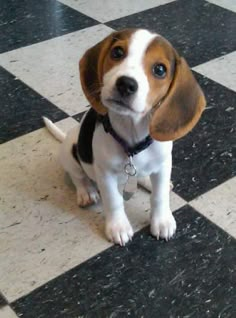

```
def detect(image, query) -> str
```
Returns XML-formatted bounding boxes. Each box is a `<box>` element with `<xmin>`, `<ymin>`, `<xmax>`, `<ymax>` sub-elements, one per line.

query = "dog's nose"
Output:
<box><xmin>116</xmin><ymin>76</ymin><xmax>138</xmax><ymax>97</ymax></box>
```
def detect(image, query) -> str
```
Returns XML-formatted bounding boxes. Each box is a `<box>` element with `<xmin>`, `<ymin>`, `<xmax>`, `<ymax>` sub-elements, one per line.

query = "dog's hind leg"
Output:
<box><xmin>70</xmin><ymin>172</ymin><xmax>100</xmax><ymax>207</ymax></box>
<box><xmin>59</xmin><ymin>125</ymin><xmax>99</xmax><ymax>207</ymax></box>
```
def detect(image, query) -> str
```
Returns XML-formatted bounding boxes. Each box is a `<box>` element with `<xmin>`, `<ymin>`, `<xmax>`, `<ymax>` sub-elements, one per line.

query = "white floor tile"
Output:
<box><xmin>193</xmin><ymin>51</ymin><xmax>236</xmax><ymax>92</ymax></box>
<box><xmin>190</xmin><ymin>177</ymin><xmax>236</xmax><ymax>238</ymax></box>
<box><xmin>59</xmin><ymin>0</ymin><xmax>175</xmax><ymax>23</ymax></box>
<box><xmin>52</xmin><ymin>116</ymin><xmax>79</xmax><ymax>134</ymax></box>
<box><xmin>0</xmin><ymin>25</ymin><xmax>113</xmax><ymax>116</ymax></box>
<box><xmin>170</xmin><ymin>192</ymin><xmax>186</xmax><ymax>212</ymax></box>
<box><xmin>0</xmin><ymin>122</ymin><xmax>185</xmax><ymax>302</ymax></box>
<box><xmin>207</xmin><ymin>0</ymin><xmax>236</xmax><ymax>13</ymax></box>
<box><xmin>0</xmin><ymin>123</ymin><xmax>109</xmax><ymax>302</ymax></box>
<box><xmin>0</xmin><ymin>307</ymin><xmax>18</xmax><ymax>318</ymax></box>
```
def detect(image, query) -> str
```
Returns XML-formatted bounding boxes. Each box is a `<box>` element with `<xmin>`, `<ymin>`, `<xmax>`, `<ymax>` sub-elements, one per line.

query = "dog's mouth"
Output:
<box><xmin>106</xmin><ymin>98</ymin><xmax>131</xmax><ymax>109</ymax></box>
<box><xmin>105</xmin><ymin>98</ymin><xmax>145</xmax><ymax>115</ymax></box>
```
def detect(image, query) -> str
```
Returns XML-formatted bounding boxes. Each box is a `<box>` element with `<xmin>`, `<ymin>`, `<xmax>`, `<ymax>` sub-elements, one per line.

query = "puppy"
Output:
<box><xmin>44</xmin><ymin>29</ymin><xmax>206</xmax><ymax>246</ymax></box>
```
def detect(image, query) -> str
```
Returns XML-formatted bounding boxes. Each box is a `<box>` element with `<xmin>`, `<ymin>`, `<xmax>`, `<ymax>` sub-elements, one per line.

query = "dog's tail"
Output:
<box><xmin>43</xmin><ymin>117</ymin><xmax>66</xmax><ymax>142</ymax></box>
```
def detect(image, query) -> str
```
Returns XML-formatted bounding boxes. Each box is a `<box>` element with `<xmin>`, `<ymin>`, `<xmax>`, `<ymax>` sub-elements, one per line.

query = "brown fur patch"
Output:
<box><xmin>149</xmin><ymin>54</ymin><xmax>206</xmax><ymax>141</ymax></box>
<box><xmin>79</xmin><ymin>29</ymin><xmax>136</xmax><ymax>114</ymax></box>
<box><xmin>143</xmin><ymin>36</ymin><xmax>176</xmax><ymax>111</ymax></box>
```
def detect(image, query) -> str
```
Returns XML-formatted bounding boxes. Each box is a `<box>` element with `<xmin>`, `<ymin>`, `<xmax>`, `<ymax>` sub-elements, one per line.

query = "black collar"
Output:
<box><xmin>100</xmin><ymin>114</ymin><xmax>153</xmax><ymax>157</ymax></box>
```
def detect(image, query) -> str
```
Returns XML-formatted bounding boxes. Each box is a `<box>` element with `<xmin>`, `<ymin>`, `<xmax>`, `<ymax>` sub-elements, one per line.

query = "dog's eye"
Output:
<box><xmin>111</xmin><ymin>46</ymin><xmax>125</xmax><ymax>60</ymax></box>
<box><xmin>152</xmin><ymin>63</ymin><xmax>167</xmax><ymax>78</ymax></box>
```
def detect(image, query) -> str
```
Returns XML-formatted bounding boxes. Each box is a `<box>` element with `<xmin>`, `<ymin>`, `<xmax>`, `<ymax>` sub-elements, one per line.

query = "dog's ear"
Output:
<box><xmin>79</xmin><ymin>33</ymin><xmax>116</xmax><ymax>115</ymax></box>
<box><xmin>149</xmin><ymin>54</ymin><xmax>206</xmax><ymax>141</ymax></box>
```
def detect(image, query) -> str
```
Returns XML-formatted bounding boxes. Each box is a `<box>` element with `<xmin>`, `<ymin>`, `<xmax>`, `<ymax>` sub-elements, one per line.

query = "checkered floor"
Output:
<box><xmin>0</xmin><ymin>0</ymin><xmax>236</xmax><ymax>317</ymax></box>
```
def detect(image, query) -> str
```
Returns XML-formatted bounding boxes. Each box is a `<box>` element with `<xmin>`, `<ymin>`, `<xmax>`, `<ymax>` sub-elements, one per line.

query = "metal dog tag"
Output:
<box><xmin>122</xmin><ymin>156</ymin><xmax>137</xmax><ymax>200</ymax></box>
<box><xmin>123</xmin><ymin>175</ymin><xmax>137</xmax><ymax>201</ymax></box>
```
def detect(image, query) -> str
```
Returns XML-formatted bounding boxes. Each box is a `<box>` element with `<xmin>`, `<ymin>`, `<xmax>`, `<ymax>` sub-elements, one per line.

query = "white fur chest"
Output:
<box><xmin>92</xmin><ymin>124</ymin><xmax>173</xmax><ymax>179</ymax></box>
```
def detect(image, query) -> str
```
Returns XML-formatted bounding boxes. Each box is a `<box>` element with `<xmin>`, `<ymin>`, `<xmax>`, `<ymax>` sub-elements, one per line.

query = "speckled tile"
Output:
<box><xmin>51</xmin><ymin>116</ymin><xmax>79</xmax><ymax>134</ymax></box>
<box><xmin>72</xmin><ymin>110</ymin><xmax>88</xmax><ymax>122</ymax></box>
<box><xmin>0</xmin><ymin>119</ymin><xmax>110</xmax><ymax>302</ymax></box>
<box><xmin>193</xmin><ymin>51</ymin><xmax>236</xmax><ymax>92</ymax></box>
<box><xmin>0</xmin><ymin>293</ymin><xmax>7</xmax><ymax>308</ymax></box>
<box><xmin>106</xmin><ymin>0</ymin><xmax>236</xmax><ymax>67</ymax></box>
<box><xmin>12</xmin><ymin>205</ymin><xmax>236</xmax><ymax>318</ymax></box>
<box><xmin>0</xmin><ymin>0</ymin><xmax>98</xmax><ymax>54</ymax></box>
<box><xmin>0</xmin><ymin>66</ymin><xmax>67</xmax><ymax>144</ymax></box>
<box><xmin>190</xmin><ymin>177</ymin><xmax>236</xmax><ymax>238</ymax></box>
<box><xmin>0</xmin><ymin>307</ymin><xmax>18</xmax><ymax>318</ymax></box>
<box><xmin>172</xmin><ymin>72</ymin><xmax>236</xmax><ymax>201</ymax></box>
<box><xmin>58</xmin><ymin>0</ymin><xmax>176</xmax><ymax>23</ymax></box>
<box><xmin>207</xmin><ymin>0</ymin><xmax>236</xmax><ymax>13</ymax></box>
<box><xmin>0</xmin><ymin>25</ymin><xmax>114</xmax><ymax>116</ymax></box>
<box><xmin>0</xmin><ymin>119</ymin><xmax>185</xmax><ymax>302</ymax></box>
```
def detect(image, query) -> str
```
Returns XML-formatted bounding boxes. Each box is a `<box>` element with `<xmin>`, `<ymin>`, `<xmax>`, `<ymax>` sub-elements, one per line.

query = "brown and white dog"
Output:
<box><xmin>44</xmin><ymin>29</ymin><xmax>206</xmax><ymax>246</ymax></box>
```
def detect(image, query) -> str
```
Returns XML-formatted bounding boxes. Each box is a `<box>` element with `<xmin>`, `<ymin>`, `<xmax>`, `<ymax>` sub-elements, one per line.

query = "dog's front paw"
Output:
<box><xmin>150</xmin><ymin>212</ymin><xmax>176</xmax><ymax>241</ymax></box>
<box><xmin>105</xmin><ymin>214</ymin><xmax>133</xmax><ymax>246</ymax></box>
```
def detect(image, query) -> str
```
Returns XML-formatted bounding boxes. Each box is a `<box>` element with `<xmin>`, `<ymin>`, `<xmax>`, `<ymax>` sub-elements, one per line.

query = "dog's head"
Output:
<box><xmin>79</xmin><ymin>29</ymin><xmax>206</xmax><ymax>141</ymax></box>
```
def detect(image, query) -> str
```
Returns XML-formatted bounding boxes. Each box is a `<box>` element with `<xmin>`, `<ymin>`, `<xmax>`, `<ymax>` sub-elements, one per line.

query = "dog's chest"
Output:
<box><xmin>93</xmin><ymin>124</ymin><xmax>173</xmax><ymax>177</ymax></box>
<box><xmin>131</xmin><ymin>143</ymin><xmax>172</xmax><ymax>176</ymax></box>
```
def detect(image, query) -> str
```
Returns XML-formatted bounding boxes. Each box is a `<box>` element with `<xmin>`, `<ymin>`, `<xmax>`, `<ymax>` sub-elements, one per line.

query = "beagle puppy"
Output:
<box><xmin>44</xmin><ymin>29</ymin><xmax>206</xmax><ymax>246</ymax></box>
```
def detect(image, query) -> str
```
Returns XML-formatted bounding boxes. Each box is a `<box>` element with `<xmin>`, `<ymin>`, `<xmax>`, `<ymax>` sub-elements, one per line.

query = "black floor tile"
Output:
<box><xmin>0</xmin><ymin>67</ymin><xmax>68</xmax><ymax>144</ymax></box>
<box><xmin>0</xmin><ymin>0</ymin><xmax>99</xmax><ymax>53</ymax></box>
<box><xmin>12</xmin><ymin>205</ymin><xmax>236</xmax><ymax>318</ymax></box>
<box><xmin>0</xmin><ymin>293</ymin><xmax>7</xmax><ymax>308</ymax></box>
<box><xmin>106</xmin><ymin>0</ymin><xmax>236</xmax><ymax>67</ymax></box>
<box><xmin>73</xmin><ymin>110</ymin><xmax>87</xmax><ymax>122</ymax></box>
<box><xmin>172</xmin><ymin>72</ymin><xmax>236</xmax><ymax>201</ymax></box>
